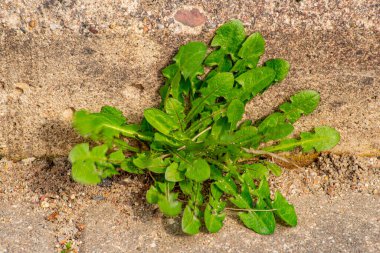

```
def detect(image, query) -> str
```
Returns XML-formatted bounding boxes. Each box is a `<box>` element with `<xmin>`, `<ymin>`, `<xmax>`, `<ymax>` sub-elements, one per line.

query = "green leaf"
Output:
<box><xmin>264</xmin><ymin>126</ymin><xmax>340</xmax><ymax>153</ymax></box>
<box><xmin>243</xmin><ymin>163</ymin><xmax>269</xmax><ymax>179</ymax></box>
<box><xmin>182</xmin><ymin>205</ymin><xmax>201</xmax><ymax>235</ymax></box>
<box><xmin>148</xmin><ymin>182</ymin><xmax>182</xmax><ymax>217</ymax></box>
<box><xmin>157</xmin><ymin>192</ymin><xmax>182</xmax><ymax>217</ymax></box>
<box><xmin>238</xmin><ymin>32</ymin><xmax>265</xmax><ymax>58</ymax></box>
<box><xmin>174</xmin><ymin>41</ymin><xmax>207</xmax><ymax>79</ymax></box>
<box><xmin>235</xmin><ymin>67</ymin><xmax>276</xmax><ymax>98</ymax></box>
<box><xmin>258</xmin><ymin>112</ymin><xmax>294</xmax><ymax>141</ymax></box>
<box><xmin>227</xmin><ymin>99</ymin><xmax>245</xmax><ymax>130</ymax></box>
<box><xmin>272</xmin><ymin>191</ymin><xmax>297</xmax><ymax>227</ymax></box>
<box><xmin>146</xmin><ymin>185</ymin><xmax>160</xmax><ymax>204</ymax></box>
<box><xmin>165</xmin><ymin>98</ymin><xmax>186</xmax><ymax>131</ymax></box>
<box><xmin>299</xmin><ymin>126</ymin><xmax>341</xmax><ymax>152</ymax></box>
<box><xmin>205</xmin><ymin>204</ymin><xmax>225</xmax><ymax>233</ymax></box>
<box><xmin>264</xmin><ymin>59</ymin><xmax>290</xmax><ymax>82</ymax></box>
<box><xmin>200</xmin><ymin>72</ymin><xmax>234</xmax><ymax>103</ymax></box>
<box><xmin>179</xmin><ymin>180</ymin><xmax>193</xmax><ymax>196</ymax></box>
<box><xmin>108</xmin><ymin>150</ymin><xmax>125</xmax><ymax>164</ymax></box>
<box><xmin>144</xmin><ymin>108</ymin><xmax>179</xmax><ymax>135</ymax></box>
<box><xmin>231</xmin><ymin>56</ymin><xmax>259</xmax><ymax>74</ymax></box>
<box><xmin>263</xmin><ymin>161</ymin><xmax>282</xmax><ymax>177</ymax></box>
<box><xmin>185</xmin><ymin>159</ymin><xmax>211</xmax><ymax>182</ymax></box>
<box><xmin>210</xmin><ymin>117</ymin><xmax>229</xmax><ymax>141</ymax></box>
<box><xmin>73</xmin><ymin>107</ymin><xmax>151</xmax><ymax>142</ymax></box>
<box><xmin>204</xmin><ymin>50</ymin><xmax>233</xmax><ymax>71</ymax></box>
<box><xmin>120</xmin><ymin>159</ymin><xmax>143</xmax><ymax>174</ymax></box>
<box><xmin>256</xmin><ymin>178</ymin><xmax>271</xmax><ymax>200</ymax></box>
<box><xmin>238</xmin><ymin>199</ymin><xmax>276</xmax><ymax>235</ymax></box>
<box><xmin>229</xmin><ymin>184</ymin><xmax>253</xmax><ymax>209</ymax></box>
<box><xmin>165</xmin><ymin>162</ymin><xmax>185</xmax><ymax>182</ymax></box>
<box><xmin>280</xmin><ymin>90</ymin><xmax>320</xmax><ymax>123</ymax></box>
<box><xmin>215</xmin><ymin>176</ymin><xmax>238</xmax><ymax>195</ymax></box>
<box><xmin>220</xmin><ymin>126</ymin><xmax>261</xmax><ymax>147</ymax></box>
<box><xmin>133</xmin><ymin>153</ymin><xmax>169</xmax><ymax>173</ymax></box>
<box><xmin>210</xmin><ymin>20</ymin><xmax>246</xmax><ymax>60</ymax></box>
<box><xmin>69</xmin><ymin>143</ymin><xmax>109</xmax><ymax>185</ymax></box>
<box><xmin>152</xmin><ymin>133</ymin><xmax>182</xmax><ymax>149</ymax></box>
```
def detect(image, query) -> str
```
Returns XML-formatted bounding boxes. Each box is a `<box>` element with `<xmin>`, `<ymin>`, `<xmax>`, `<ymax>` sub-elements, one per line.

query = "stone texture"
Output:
<box><xmin>0</xmin><ymin>0</ymin><xmax>379</xmax><ymax>159</ymax></box>
<box><xmin>81</xmin><ymin>194</ymin><xmax>380</xmax><ymax>253</ymax></box>
<box><xmin>0</xmin><ymin>203</ymin><xmax>55</xmax><ymax>253</ymax></box>
<box><xmin>174</xmin><ymin>8</ymin><xmax>206</xmax><ymax>27</ymax></box>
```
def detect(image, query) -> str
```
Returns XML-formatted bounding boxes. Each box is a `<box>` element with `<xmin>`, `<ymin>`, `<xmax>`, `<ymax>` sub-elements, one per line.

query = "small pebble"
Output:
<box><xmin>92</xmin><ymin>195</ymin><xmax>105</xmax><ymax>201</ymax></box>
<box><xmin>28</xmin><ymin>20</ymin><xmax>37</xmax><ymax>28</ymax></box>
<box><xmin>41</xmin><ymin>201</ymin><xmax>50</xmax><ymax>208</ymax></box>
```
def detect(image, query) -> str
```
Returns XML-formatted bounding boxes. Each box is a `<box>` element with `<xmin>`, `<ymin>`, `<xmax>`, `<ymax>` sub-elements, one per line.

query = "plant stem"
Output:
<box><xmin>242</xmin><ymin>148</ymin><xmax>301</xmax><ymax>169</ymax></box>
<box><xmin>191</xmin><ymin>126</ymin><xmax>212</xmax><ymax>141</ymax></box>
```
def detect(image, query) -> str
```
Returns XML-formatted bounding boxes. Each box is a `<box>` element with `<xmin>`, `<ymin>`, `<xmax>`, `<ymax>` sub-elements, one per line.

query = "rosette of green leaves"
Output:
<box><xmin>69</xmin><ymin>19</ymin><xmax>340</xmax><ymax>235</ymax></box>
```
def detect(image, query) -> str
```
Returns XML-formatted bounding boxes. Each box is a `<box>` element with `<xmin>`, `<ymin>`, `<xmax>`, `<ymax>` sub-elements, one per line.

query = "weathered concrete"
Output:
<box><xmin>79</xmin><ymin>194</ymin><xmax>380</xmax><ymax>253</ymax></box>
<box><xmin>0</xmin><ymin>204</ymin><xmax>56</xmax><ymax>253</ymax></box>
<box><xmin>0</xmin><ymin>157</ymin><xmax>379</xmax><ymax>252</ymax></box>
<box><xmin>0</xmin><ymin>0</ymin><xmax>379</xmax><ymax>159</ymax></box>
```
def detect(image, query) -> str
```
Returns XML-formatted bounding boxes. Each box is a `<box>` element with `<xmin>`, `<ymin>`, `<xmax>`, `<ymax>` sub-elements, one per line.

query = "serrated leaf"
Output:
<box><xmin>210</xmin><ymin>20</ymin><xmax>246</xmax><ymax>60</ymax></box>
<box><xmin>182</xmin><ymin>205</ymin><xmax>201</xmax><ymax>235</ymax></box>
<box><xmin>272</xmin><ymin>191</ymin><xmax>297</xmax><ymax>227</ymax></box>
<box><xmin>165</xmin><ymin>162</ymin><xmax>185</xmax><ymax>182</ymax></box>
<box><xmin>227</xmin><ymin>99</ymin><xmax>245</xmax><ymax>130</ymax></box>
<box><xmin>185</xmin><ymin>159</ymin><xmax>210</xmax><ymax>182</ymax></box>
<box><xmin>264</xmin><ymin>126</ymin><xmax>340</xmax><ymax>153</ymax></box>
<box><xmin>280</xmin><ymin>90</ymin><xmax>320</xmax><ymax>123</ymax></box>
<box><xmin>69</xmin><ymin>143</ymin><xmax>109</xmax><ymax>185</ymax></box>
<box><xmin>205</xmin><ymin>204</ymin><xmax>225</xmax><ymax>233</ymax></box>
<box><xmin>235</xmin><ymin>67</ymin><xmax>276</xmax><ymax>98</ymax></box>
<box><xmin>144</xmin><ymin>108</ymin><xmax>179</xmax><ymax>135</ymax></box>
<box><xmin>264</xmin><ymin>58</ymin><xmax>290</xmax><ymax>82</ymax></box>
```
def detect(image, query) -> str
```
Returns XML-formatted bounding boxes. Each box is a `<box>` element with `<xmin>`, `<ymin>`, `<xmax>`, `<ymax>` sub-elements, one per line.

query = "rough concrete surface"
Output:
<box><xmin>0</xmin><ymin>1</ymin><xmax>379</xmax><ymax>253</ymax></box>
<box><xmin>0</xmin><ymin>0</ymin><xmax>379</xmax><ymax>158</ymax></box>
<box><xmin>81</xmin><ymin>194</ymin><xmax>380</xmax><ymax>253</ymax></box>
<box><xmin>0</xmin><ymin>157</ymin><xmax>379</xmax><ymax>252</ymax></box>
